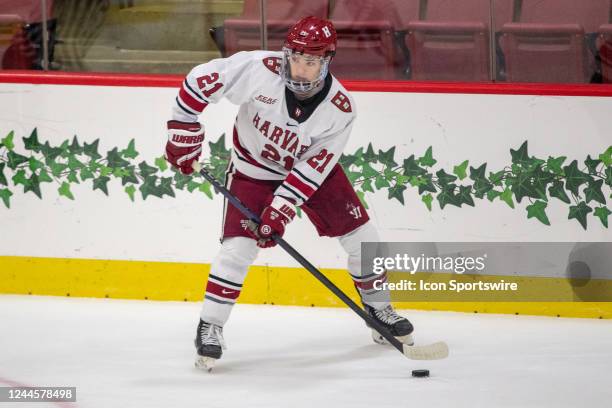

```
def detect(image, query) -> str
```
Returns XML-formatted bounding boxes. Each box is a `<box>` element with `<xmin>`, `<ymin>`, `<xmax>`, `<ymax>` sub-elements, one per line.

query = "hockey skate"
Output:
<box><xmin>194</xmin><ymin>319</ymin><xmax>226</xmax><ymax>372</ymax></box>
<box><xmin>364</xmin><ymin>304</ymin><xmax>414</xmax><ymax>346</ymax></box>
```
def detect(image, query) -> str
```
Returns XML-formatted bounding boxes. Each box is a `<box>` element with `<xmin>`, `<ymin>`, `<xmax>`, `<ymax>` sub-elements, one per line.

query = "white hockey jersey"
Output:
<box><xmin>171</xmin><ymin>50</ymin><xmax>356</xmax><ymax>206</ymax></box>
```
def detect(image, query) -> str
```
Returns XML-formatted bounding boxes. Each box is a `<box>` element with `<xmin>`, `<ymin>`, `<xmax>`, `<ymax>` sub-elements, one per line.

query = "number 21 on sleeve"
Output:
<box><xmin>307</xmin><ymin>149</ymin><xmax>334</xmax><ymax>174</ymax></box>
<box><xmin>196</xmin><ymin>72</ymin><xmax>224</xmax><ymax>98</ymax></box>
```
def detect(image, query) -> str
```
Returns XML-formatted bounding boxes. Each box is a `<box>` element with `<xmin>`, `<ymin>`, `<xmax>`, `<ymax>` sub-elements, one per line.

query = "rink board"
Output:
<box><xmin>0</xmin><ymin>73</ymin><xmax>611</xmax><ymax>319</ymax></box>
<box><xmin>1</xmin><ymin>255</ymin><xmax>611</xmax><ymax>319</ymax></box>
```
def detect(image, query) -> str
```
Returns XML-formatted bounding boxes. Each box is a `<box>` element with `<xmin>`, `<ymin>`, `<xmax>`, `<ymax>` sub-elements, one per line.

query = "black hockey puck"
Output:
<box><xmin>411</xmin><ymin>369</ymin><xmax>430</xmax><ymax>378</ymax></box>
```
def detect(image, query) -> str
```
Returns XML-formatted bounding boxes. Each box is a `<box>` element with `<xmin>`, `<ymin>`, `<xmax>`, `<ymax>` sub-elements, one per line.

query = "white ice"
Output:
<box><xmin>0</xmin><ymin>295</ymin><xmax>611</xmax><ymax>408</ymax></box>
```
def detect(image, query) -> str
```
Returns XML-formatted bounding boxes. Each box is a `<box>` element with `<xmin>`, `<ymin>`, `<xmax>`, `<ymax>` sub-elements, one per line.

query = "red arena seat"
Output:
<box><xmin>331</xmin><ymin>0</ymin><xmax>416</xmax><ymax>30</ymax></box>
<box><xmin>492</xmin><ymin>0</ymin><xmax>515</xmax><ymax>28</ymax></box>
<box><xmin>404</xmin><ymin>0</ymin><xmax>492</xmax><ymax>81</ymax></box>
<box><xmin>329</xmin><ymin>0</ymin><xmax>405</xmax><ymax>79</ymax></box>
<box><xmin>500</xmin><ymin>0</ymin><xmax>610</xmax><ymax>83</ymax></box>
<box><xmin>600</xmin><ymin>24</ymin><xmax>612</xmax><ymax>83</ymax></box>
<box><xmin>223</xmin><ymin>0</ymin><xmax>329</xmax><ymax>56</ymax></box>
<box><xmin>0</xmin><ymin>14</ymin><xmax>33</xmax><ymax>69</ymax></box>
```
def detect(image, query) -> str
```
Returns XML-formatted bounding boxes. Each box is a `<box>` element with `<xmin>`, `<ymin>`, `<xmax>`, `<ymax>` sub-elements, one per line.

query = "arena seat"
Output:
<box><xmin>329</xmin><ymin>0</ymin><xmax>405</xmax><ymax>79</ymax></box>
<box><xmin>0</xmin><ymin>1</ymin><xmax>52</xmax><ymax>70</ymax></box>
<box><xmin>515</xmin><ymin>0</ymin><xmax>609</xmax><ymax>33</ymax></box>
<box><xmin>500</xmin><ymin>0</ymin><xmax>611</xmax><ymax>83</ymax></box>
<box><xmin>223</xmin><ymin>0</ymin><xmax>329</xmax><ymax>56</ymax></box>
<box><xmin>331</xmin><ymin>0</ymin><xmax>415</xmax><ymax>30</ymax></box>
<box><xmin>404</xmin><ymin>0</ymin><xmax>492</xmax><ymax>81</ymax></box>
<box><xmin>0</xmin><ymin>14</ymin><xmax>33</xmax><ymax>69</ymax></box>
<box><xmin>600</xmin><ymin>24</ymin><xmax>612</xmax><ymax>83</ymax></box>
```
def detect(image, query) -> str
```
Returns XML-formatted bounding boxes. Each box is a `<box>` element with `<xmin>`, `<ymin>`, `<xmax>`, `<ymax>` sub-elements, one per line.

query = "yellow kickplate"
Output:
<box><xmin>0</xmin><ymin>256</ymin><xmax>610</xmax><ymax>319</ymax></box>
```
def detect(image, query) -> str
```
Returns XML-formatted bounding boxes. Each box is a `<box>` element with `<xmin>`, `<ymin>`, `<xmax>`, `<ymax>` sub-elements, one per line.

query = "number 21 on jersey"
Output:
<box><xmin>196</xmin><ymin>72</ymin><xmax>223</xmax><ymax>98</ymax></box>
<box><xmin>307</xmin><ymin>149</ymin><xmax>334</xmax><ymax>174</ymax></box>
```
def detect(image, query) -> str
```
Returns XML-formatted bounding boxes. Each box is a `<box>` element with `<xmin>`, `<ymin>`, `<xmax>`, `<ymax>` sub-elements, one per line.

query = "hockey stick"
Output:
<box><xmin>192</xmin><ymin>162</ymin><xmax>448</xmax><ymax>361</ymax></box>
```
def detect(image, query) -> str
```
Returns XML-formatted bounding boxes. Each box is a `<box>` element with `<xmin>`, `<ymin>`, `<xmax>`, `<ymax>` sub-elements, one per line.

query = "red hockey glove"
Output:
<box><xmin>165</xmin><ymin>120</ymin><xmax>205</xmax><ymax>175</ymax></box>
<box><xmin>247</xmin><ymin>196</ymin><xmax>297</xmax><ymax>248</ymax></box>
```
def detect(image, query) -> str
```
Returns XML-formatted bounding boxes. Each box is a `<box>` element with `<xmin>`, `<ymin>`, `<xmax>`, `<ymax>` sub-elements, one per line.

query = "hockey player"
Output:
<box><xmin>165</xmin><ymin>16</ymin><xmax>414</xmax><ymax>369</ymax></box>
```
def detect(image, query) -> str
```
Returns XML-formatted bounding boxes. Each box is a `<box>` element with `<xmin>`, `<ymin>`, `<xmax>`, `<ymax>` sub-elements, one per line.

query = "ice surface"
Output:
<box><xmin>0</xmin><ymin>295</ymin><xmax>610</xmax><ymax>408</ymax></box>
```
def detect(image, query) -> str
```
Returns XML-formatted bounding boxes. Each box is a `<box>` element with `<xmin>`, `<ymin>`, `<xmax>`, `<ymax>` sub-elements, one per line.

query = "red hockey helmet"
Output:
<box><xmin>284</xmin><ymin>16</ymin><xmax>337</xmax><ymax>57</ymax></box>
<box><xmin>281</xmin><ymin>16</ymin><xmax>337</xmax><ymax>95</ymax></box>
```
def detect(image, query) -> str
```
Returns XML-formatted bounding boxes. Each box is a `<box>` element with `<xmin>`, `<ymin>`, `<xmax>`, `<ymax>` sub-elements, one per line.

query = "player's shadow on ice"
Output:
<box><xmin>211</xmin><ymin>343</ymin><xmax>391</xmax><ymax>374</ymax></box>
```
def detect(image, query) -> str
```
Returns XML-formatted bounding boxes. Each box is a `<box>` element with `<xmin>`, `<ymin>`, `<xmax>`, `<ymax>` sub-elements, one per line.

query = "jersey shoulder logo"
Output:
<box><xmin>331</xmin><ymin>91</ymin><xmax>352</xmax><ymax>113</ymax></box>
<box><xmin>262</xmin><ymin>57</ymin><xmax>282</xmax><ymax>75</ymax></box>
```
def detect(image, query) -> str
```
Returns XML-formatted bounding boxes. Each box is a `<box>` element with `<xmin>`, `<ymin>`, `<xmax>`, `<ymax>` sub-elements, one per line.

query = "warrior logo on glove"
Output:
<box><xmin>165</xmin><ymin>120</ymin><xmax>205</xmax><ymax>175</ymax></box>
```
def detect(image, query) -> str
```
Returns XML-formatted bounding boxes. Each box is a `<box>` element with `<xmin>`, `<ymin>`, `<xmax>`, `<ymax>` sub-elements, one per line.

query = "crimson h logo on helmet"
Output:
<box><xmin>281</xmin><ymin>16</ymin><xmax>338</xmax><ymax>96</ymax></box>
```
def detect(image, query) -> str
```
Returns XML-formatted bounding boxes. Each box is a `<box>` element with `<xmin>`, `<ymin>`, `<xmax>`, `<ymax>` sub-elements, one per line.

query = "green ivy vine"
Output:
<box><xmin>0</xmin><ymin>129</ymin><xmax>610</xmax><ymax>230</ymax></box>
<box><xmin>344</xmin><ymin>142</ymin><xmax>612</xmax><ymax>230</ymax></box>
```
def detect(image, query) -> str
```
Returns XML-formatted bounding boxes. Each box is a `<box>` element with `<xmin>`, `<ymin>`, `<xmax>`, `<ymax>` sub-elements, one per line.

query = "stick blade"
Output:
<box><xmin>403</xmin><ymin>341</ymin><xmax>449</xmax><ymax>360</ymax></box>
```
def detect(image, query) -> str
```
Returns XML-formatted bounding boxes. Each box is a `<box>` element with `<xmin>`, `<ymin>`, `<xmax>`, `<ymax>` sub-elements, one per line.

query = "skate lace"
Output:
<box><xmin>200</xmin><ymin>322</ymin><xmax>227</xmax><ymax>350</ymax></box>
<box><xmin>374</xmin><ymin>305</ymin><xmax>405</xmax><ymax>325</ymax></box>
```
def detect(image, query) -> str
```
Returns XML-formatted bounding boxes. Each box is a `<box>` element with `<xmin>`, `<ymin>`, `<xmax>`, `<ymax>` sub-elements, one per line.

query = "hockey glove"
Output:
<box><xmin>248</xmin><ymin>196</ymin><xmax>297</xmax><ymax>248</ymax></box>
<box><xmin>165</xmin><ymin>120</ymin><xmax>205</xmax><ymax>175</ymax></box>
